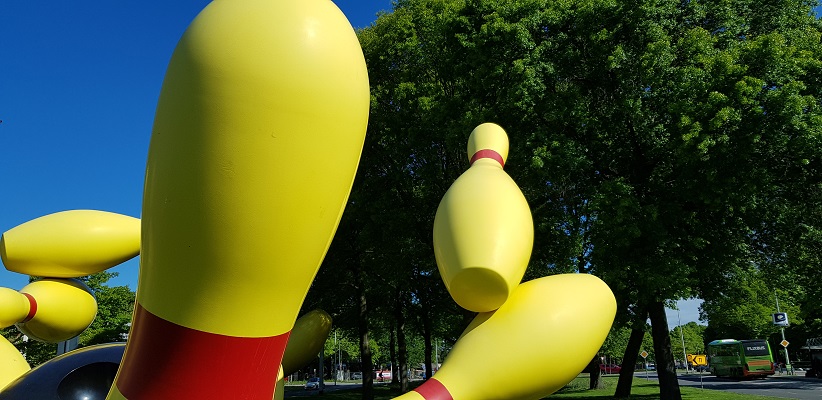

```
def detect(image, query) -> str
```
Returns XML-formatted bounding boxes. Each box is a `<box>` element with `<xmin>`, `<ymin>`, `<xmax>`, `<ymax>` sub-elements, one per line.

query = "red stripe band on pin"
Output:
<box><xmin>116</xmin><ymin>303</ymin><xmax>290</xmax><ymax>399</ymax></box>
<box><xmin>414</xmin><ymin>378</ymin><xmax>454</xmax><ymax>400</ymax></box>
<box><xmin>469</xmin><ymin>149</ymin><xmax>504</xmax><ymax>167</ymax></box>
<box><xmin>21</xmin><ymin>293</ymin><xmax>37</xmax><ymax>323</ymax></box>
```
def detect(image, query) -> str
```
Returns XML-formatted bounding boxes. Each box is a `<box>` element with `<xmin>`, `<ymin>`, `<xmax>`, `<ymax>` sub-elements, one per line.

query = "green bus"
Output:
<box><xmin>707</xmin><ymin>339</ymin><xmax>775</xmax><ymax>378</ymax></box>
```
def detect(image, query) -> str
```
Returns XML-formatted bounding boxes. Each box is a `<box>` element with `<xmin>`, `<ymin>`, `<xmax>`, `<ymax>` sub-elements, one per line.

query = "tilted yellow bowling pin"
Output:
<box><xmin>0</xmin><ymin>287</ymin><xmax>30</xmax><ymax>329</ymax></box>
<box><xmin>394</xmin><ymin>274</ymin><xmax>616</xmax><ymax>400</ymax></box>
<box><xmin>275</xmin><ymin>309</ymin><xmax>333</xmax><ymax>400</ymax></box>
<box><xmin>0</xmin><ymin>210</ymin><xmax>140</xmax><ymax>278</ymax></box>
<box><xmin>0</xmin><ymin>279</ymin><xmax>97</xmax><ymax>343</ymax></box>
<box><xmin>433</xmin><ymin>123</ymin><xmax>534</xmax><ymax>312</ymax></box>
<box><xmin>107</xmin><ymin>0</ymin><xmax>369</xmax><ymax>398</ymax></box>
<box><xmin>0</xmin><ymin>335</ymin><xmax>29</xmax><ymax>391</ymax></box>
<box><xmin>281</xmin><ymin>309</ymin><xmax>333</xmax><ymax>376</ymax></box>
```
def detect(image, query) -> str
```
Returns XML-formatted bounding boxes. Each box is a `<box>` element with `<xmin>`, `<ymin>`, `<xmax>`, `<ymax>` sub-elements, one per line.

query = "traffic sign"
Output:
<box><xmin>640</xmin><ymin>350</ymin><xmax>649</xmax><ymax>359</ymax></box>
<box><xmin>781</xmin><ymin>339</ymin><xmax>789</xmax><ymax>347</ymax></box>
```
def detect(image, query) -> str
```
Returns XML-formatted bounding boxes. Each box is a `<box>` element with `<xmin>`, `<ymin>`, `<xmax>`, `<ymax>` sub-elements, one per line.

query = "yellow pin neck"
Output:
<box><xmin>466</xmin><ymin>123</ymin><xmax>509</xmax><ymax>166</ymax></box>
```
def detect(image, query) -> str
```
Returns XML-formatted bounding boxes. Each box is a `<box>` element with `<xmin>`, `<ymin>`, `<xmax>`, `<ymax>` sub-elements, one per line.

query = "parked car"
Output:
<box><xmin>600</xmin><ymin>364</ymin><xmax>622</xmax><ymax>374</ymax></box>
<box><xmin>305</xmin><ymin>377</ymin><xmax>321</xmax><ymax>390</ymax></box>
<box><xmin>351</xmin><ymin>372</ymin><xmax>363</xmax><ymax>380</ymax></box>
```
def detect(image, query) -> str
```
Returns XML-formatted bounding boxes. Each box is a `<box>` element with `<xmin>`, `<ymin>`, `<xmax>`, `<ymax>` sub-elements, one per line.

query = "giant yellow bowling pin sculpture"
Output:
<box><xmin>395</xmin><ymin>274</ymin><xmax>616</xmax><ymax>400</ymax></box>
<box><xmin>1</xmin><ymin>210</ymin><xmax>140</xmax><ymax>278</ymax></box>
<box><xmin>107</xmin><ymin>0</ymin><xmax>369</xmax><ymax>398</ymax></box>
<box><xmin>0</xmin><ymin>279</ymin><xmax>97</xmax><ymax>343</ymax></box>
<box><xmin>433</xmin><ymin>123</ymin><xmax>533</xmax><ymax>312</ymax></box>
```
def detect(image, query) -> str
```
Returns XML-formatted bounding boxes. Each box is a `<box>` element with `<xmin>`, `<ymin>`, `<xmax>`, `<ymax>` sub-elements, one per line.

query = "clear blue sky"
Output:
<box><xmin>1</xmin><ymin>2</ymin><xmax>818</xmax><ymax>327</ymax></box>
<box><xmin>0</xmin><ymin>1</ymin><xmax>392</xmax><ymax>292</ymax></box>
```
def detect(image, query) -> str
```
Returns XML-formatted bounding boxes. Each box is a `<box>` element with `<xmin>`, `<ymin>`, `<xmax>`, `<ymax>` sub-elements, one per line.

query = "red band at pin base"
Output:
<box><xmin>414</xmin><ymin>378</ymin><xmax>454</xmax><ymax>400</ymax></box>
<box><xmin>21</xmin><ymin>293</ymin><xmax>37</xmax><ymax>323</ymax></box>
<box><xmin>116</xmin><ymin>303</ymin><xmax>290</xmax><ymax>399</ymax></box>
<box><xmin>469</xmin><ymin>149</ymin><xmax>504</xmax><ymax>167</ymax></box>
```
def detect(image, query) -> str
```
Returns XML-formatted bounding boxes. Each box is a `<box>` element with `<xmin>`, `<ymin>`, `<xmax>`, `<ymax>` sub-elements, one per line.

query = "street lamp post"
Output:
<box><xmin>678</xmin><ymin>310</ymin><xmax>688</xmax><ymax>373</ymax></box>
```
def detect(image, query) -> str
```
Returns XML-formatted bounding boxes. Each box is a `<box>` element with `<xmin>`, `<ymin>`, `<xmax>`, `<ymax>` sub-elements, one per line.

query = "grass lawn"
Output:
<box><xmin>284</xmin><ymin>376</ymin><xmax>786</xmax><ymax>400</ymax></box>
<box><xmin>550</xmin><ymin>376</ymin><xmax>784</xmax><ymax>400</ymax></box>
<box><xmin>283</xmin><ymin>383</ymin><xmax>408</xmax><ymax>400</ymax></box>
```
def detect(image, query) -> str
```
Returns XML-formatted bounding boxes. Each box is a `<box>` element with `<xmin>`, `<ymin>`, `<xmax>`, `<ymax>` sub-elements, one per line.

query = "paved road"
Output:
<box><xmin>639</xmin><ymin>372</ymin><xmax>822</xmax><ymax>400</ymax></box>
<box><xmin>283</xmin><ymin>381</ymin><xmax>370</xmax><ymax>398</ymax></box>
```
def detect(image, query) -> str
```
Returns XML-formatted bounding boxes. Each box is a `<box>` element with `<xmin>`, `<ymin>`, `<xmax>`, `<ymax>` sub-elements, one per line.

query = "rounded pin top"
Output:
<box><xmin>467</xmin><ymin>123</ymin><xmax>509</xmax><ymax>167</ymax></box>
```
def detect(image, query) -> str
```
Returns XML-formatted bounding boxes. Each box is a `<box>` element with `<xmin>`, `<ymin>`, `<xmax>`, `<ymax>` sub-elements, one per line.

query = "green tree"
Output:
<box><xmin>669</xmin><ymin>322</ymin><xmax>707</xmax><ymax>365</ymax></box>
<box><xmin>78</xmin><ymin>271</ymin><xmax>135</xmax><ymax>346</ymax></box>
<box><xmin>356</xmin><ymin>1</ymin><xmax>822</xmax><ymax>399</ymax></box>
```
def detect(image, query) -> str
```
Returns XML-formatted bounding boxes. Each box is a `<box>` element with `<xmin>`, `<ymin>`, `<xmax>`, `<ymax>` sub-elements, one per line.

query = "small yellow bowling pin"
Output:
<box><xmin>281</xmin><ymin>309</ymin><xmax>333</xmax><ymax>376</ymax></box>
<box><xmin>0</xmin><ymin>287</ymin><xmax>30</xmax><ymax>329</ymax></box>
<box><xmin>394</xmin><ymin>274</ymin><xmax>616</xmax><ymax>400</ymax></box>
<box><xmin>433</xmin><ymin>123</ymin><xmax>534</xmax><ymax>312</ymax></box>
<box><xmin>275</xmin><ymin>309</ymin><xmax>333</xmax><ymax>400</ymax></box>
<box><xmin>0</xmin><ymin>210</ymin><xmax>140</xmax><ymax>278</ymax></box>
<box><xmin>0</xmin><ymin>335</ymin><xmax>30</xmax><ymax>391</ymax></box>
<box><xmin>6</xmin><ymin>279</ymin><xmax>97</xmax><ymax>343</ymax></box>
<box><xmin>107</xmin><ymin>0</ymin><xmax>369</xmax><ymax>398</ymax></box>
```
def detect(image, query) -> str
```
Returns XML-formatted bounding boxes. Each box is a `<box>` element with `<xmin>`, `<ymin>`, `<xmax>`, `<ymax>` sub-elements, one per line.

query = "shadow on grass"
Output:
<box><xmin>549</xmin><ymin>377</ymin><xmax>661</xmax><ymax>399</ymax></box>
<box><xmin>284</xmin><ymin>381</ymin><xmax>423</xmax><ymax>400</ymax></box>
<box><xmin>286</xmin><ymin>376</ymin><xmax>785</xmax><ymax>400</ymax></box>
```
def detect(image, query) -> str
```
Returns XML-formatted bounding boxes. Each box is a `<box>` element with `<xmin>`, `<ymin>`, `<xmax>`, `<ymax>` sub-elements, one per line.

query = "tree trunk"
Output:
<box><xmin>422</xmin><ymin>295</ymin><xmax>433</xmax><ymax>381</ymax></box>
<box><xmin>356</xmin><ymin>265</ymin><xmax>374</xmax><ymax>400</ymax></box>
<box><xmin>390</xmin><ymin>326</ymin><xmax>398</xmax><ymax>384</ymax></box>
<box><xmin>649</xmin><ymin>301</ymin><xmax>682</xmax><ymax>400</ymax></box>
<box><xmin>615</xmin><ymin>326</ymin><xmax>646</xmax><ymax>398</ymax></box>
<box><xmin>589</xmin><ymin>354</ymin><xmax>604</xmax><ymax>389</ymax></box>
<box><xmin>396</xmin><ymin>293</ymin><xmax>409</xmax><ymax>392</ymax></box>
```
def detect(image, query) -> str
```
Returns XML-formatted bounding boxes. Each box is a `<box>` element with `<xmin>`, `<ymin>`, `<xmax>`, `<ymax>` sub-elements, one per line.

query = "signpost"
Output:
<box><xmin>774</xmin><ymin>295</ymin><xmax>792</xmax><ymax>375</ymax></box>
<box><xmin>640</xmin><ymin>350</ymin><xmax>649</xmax><ymax>380</ymax></box>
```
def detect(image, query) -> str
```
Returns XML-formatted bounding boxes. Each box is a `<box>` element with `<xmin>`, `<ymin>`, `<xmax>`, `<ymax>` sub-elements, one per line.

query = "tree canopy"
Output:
<box><xmin>333</xmin><ymin>0</ymin><xmax>822</xmax><ymax>398</ymax></box>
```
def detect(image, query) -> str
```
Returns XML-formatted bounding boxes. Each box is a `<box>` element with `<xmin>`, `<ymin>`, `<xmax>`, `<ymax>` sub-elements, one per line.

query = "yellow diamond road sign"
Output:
<box><xmin>781</xmin><ymin>340</ymin><xmax>789</xmax><ymax>347</ymax></box>
<box><xmin>640</xmin><ymin>351</ymin><xmax>649</xmax><ymax>359</ymax></box>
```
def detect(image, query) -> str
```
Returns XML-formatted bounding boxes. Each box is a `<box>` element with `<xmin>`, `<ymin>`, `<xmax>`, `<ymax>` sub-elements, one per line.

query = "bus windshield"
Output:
<box><xmin>742</xmin><ymin>341</ymin><xmax>770</xmax><ymax>356</ymax></box>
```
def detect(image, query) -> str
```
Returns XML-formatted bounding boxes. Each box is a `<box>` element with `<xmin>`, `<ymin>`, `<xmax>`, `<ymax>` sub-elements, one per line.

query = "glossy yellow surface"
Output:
<box><xmin>0</xmin><ymin>287</ymin><xmax>30</xmax><ymax>329</ymax></box>
<box><xmin>0</xmin><ymin>210</ymin><xmax>140</xmax><ymax>278</ymax></box>
<box><xmin>392</xmin><ymin>390</ymin><xmax>425</xmax><ymax>400</ymax></box>
<box><xmin>466</xmin><ymin>122</ymin><xmax>509</xmax><ymax>163</ymax></box>
<box><xmin>0</xmin><ymin>335</ymin><xmax>29</xmax><ymax>391</ymax></box>
<box><xmin>136</xmin><ymin>0</ymin><xmax>368</xmax><ymax>337</ymax></box>
<box><xmin>281</xmin><ymin>309</ymin><xmax>333</xmax><ymax>376</ymax></box>
<box><xmin>425</xmin><ymin>274</ymin><xmax>615</xmax><ymax>400</ymax></box>
<box><xmin>17</xmin><ymin>278</ymin><xmax>97</xmax><ymax>343</ymax></box>
<box><xmin>433</xmin><ymin>123</ymin><xmax>533</xmax><ymax>312</ymax></box>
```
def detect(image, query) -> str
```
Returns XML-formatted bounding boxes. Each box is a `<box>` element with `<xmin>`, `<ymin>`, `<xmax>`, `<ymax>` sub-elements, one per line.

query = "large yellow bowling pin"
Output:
<box><xmin>394</xmin><ymin>274</ymin><xmax>616</xmax><ymax>400</ymax></box>
<box><xmin>5</xmin><ymin>279</ymin><xmax>97</xmax><ymax>343</ymax></box>
<box><xmin>0</xmin><ymin>210</ymin><xmax>140</xmax><ymax>278</ymax></box>
<box><xmin>107</xmin><ymin>0</ymin><xmax>369</xmax><ymax>398</ymax></box>
<box><xmin>433</xmin><ymin>123</ymin><xmax>533</xmax><ymax>312</ymax></box>
<box><xmin>0</xmin><ymin>335</ymin><xmax>29</xmax><ymax>391</ymax></box>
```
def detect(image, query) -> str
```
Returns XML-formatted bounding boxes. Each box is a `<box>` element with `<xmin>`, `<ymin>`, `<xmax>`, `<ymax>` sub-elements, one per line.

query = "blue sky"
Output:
<box><xmin>2</xmin><ymin>2</ymin><xmax>818</xmax><ymax>329</ymax></box>
<box><xmin>0</xmin><ymin>1</ymin><xmax>392</xmax><ymax>292</ymax></box>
